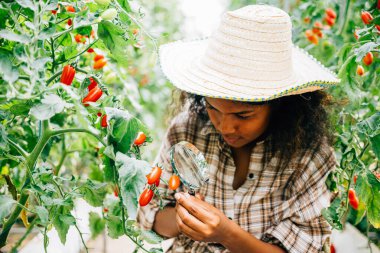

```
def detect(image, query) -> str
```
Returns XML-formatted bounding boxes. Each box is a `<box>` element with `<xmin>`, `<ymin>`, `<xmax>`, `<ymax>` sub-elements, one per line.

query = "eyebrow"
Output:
<box><xmin>205</xmin><ymin>100</ymin><xmax>255</xmax><ymax>114</ymax></box>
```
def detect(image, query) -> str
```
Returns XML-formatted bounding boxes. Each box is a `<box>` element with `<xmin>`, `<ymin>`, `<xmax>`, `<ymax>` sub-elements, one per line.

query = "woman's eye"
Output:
<box><xmin>236</xmin><ymin>114</ymin><xmax>251</xmax><ymax>119</ymax></box>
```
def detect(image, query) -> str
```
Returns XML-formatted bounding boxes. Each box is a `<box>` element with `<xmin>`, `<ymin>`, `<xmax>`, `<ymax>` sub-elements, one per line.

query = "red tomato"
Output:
<box><xmin>97</xmin><ymin>112</ymin><xmax>102</xmax><ymax>117</ymax></box>
<box><xmin>362</xmin><ymin>52</ymin><xmax>373</xmax><ymax>66</ymax></box>
<box><xmin>82</xmin><ymin>86</ymin><xmax>103</xmax><ymax>106</ymax></box>
<box><xmin>325</xmin><ymin>16</ymin><xmax>335</xmax><ymax>26</ymax></box>
<box><xmin>139</xmin><ymin>188</ymin><xmax>154</xmax><ymax>206</ymax></box>
<box><xmin>67</xmin><ymin>18</ymin><xmax>72</xmax><ymax>26</ymax></box>
<box><xmin>168</xmin><ymin>174</ymin><xmax>180</xmax><ymax>190</ymax></box>
<box><xmin>314</xmin><ymin>21</ymin><xmax>323</xmax><ymax>29</ymax></box>
<box><xmin>348</xmin><ymin>188</ymin><xmax>359</xmax><ymax>210</ymax></box>
<box><xmin>93</xmin><ymin>58</ymin><xmax>107</xmax><ymax>70</ymax></box>
<box><xmin>356</xmin><ymin>65</ymin><xmax>364</xmax><ymax>76</ymax></box>
<box><xmin>146</xmin><ymin>166</ymin><xmax>162</xmax><ymax>185</ymax></box>
<box><xmin>134</xmin><ymin>132</ymin><xmax>146</xmax><ymax>145</ymax></box>
<box><xmin>94</xmin><ymin>54</ymin><xmax>105</xmax><ymax>61</ymax></box>
<box><xmin>353</xmin><ymin>175</ymin><xmax>358</xmax><ymax>184</ymax></box>
<box><xmin>303</xmin><ymin>17</ymin><xmax>310</xmax><ymax>24</ymax></box>
<box><xmin>60</xmin><ymin>65</ymin><xmax>76</xmax><ymax>85</ymax></box>
<box><xmin>75</xmin><ymin>34</ymin><xmax>85</xmax><ymax>44</ymax></box>
<box><xmin>155</xmin><ymin>178</ymin><xmax>160</xmax><ymax>187</ymax></box>
<box><xmin>101</xmin><ymin>115</ymin><xmax>107</xmax><ymax>128</ymax></box>
<box><xmin>361</xmin><ymin>11</ymin><xmax>373</xmax><ymax>25</ymax></box>
<box><xmin>51</xmin><ymin>9</ymin><xmax>58</xmax><ymax>15</ymax></box>
<box><xmin>88</xmin><ymin>77</ymin><xmax>97</xmax><ymax>91</ymax></box>
<box><xmin>330</xmin><ymin>244</ymin><xmax>336</xmax><ymax>253</ymax></box>
<box><xmin>87</xmin><ymin>48</ymin><xmax>95</xmax><ymax>53</ymax></box>
<box><xmin>103</xmin><ymin>207</ymin><xmax>108</xmax><ymax>212</ymax></box>
<box><xmin>325</xmin><ymin>8</ymin><xmax>337</xmax><ymax>19</ymax></box>
<box><xmin>66</xmin><ymin>5</ymin><xmax>75</xmax><ymax>13</ymax></box>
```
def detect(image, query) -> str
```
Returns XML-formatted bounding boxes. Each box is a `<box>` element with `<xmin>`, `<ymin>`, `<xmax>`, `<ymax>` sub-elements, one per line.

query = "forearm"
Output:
<box><xmin>221</xmin><ymin>221</ymin><xmax>286</xmax><ymax>253</ymax></box>
<box><xmin>153</xmin><ymin>206</ymin><xmax>180</xmax><ymax>238</ymax></box>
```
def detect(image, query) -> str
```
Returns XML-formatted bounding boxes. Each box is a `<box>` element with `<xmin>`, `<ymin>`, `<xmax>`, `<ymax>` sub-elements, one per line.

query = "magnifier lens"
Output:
<box><xmin>169</xmin><ymin>141</ymin><xmax>209</xmax><ymax>193</ymax></box>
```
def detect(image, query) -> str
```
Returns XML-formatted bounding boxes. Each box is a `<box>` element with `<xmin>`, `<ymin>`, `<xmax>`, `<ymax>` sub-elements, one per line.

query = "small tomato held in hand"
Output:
<box><xmin>168</xmin><ymin>174</ymin><xmax>180</xmax><ymax>190</ymax></box>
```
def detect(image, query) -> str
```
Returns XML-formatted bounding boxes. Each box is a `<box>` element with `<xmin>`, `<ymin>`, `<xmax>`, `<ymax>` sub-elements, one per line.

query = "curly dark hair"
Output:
<box><xmin>168</xmin><ymin>90</ymin><xmax>335</xmax><ymax>172</ymax></box>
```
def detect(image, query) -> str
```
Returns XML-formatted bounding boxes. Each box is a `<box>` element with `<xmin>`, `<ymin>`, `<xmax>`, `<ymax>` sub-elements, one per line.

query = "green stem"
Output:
<box><xmin>338</xmin><ymin>0</ymin><xmax>350</xmax><ymax>35</ymax></box>
<box><xmin>50</xmin><ymin>38</ymin><xmax>56</xmax><ymax>73</ymax></box>
<box><xmin>51</xmin><ymin>128</ymin><xmax>106</xmax><ymax>147</ymax></box>
<box><xmin>0</xmin><ymin>120</ymin><xmax>51</xmax><ymax>248</ymax></box>
<box><xmin>46</xmin><ymin>70</ymin><xmax>62</xmax><ymax>86</ymax></box>
<box><xmin>74</xmin><ymin>224</ymin><xmax>88</xmax><ymax>253</ymax></box>
<box><xmin>7</xmin><ymin>138</ymin><xmax>29</xmax><ymax>158</ymax></box>
<box><xmin>10</xmin><ymin>218</ymin><xmax>37</xmax><ymax>253</ymax></box>
<box><xmin>56</xmin><ymin>39</ymin><xmax>99</xmax><ymax>65</ymax></box>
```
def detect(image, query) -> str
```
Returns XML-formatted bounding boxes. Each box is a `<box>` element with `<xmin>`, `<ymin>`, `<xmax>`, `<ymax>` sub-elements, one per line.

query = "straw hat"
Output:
<box><xmin>159</xmin><ymin>4</ymin><xmax>340</xmax><ymax>102</ymax></box>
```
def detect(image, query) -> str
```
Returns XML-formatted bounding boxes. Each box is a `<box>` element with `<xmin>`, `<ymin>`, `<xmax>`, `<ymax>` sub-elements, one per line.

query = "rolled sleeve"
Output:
<box><xmin>262</xmin><ymin>143</ymin><xmax>337</xmax><ymax>253</ymax></box>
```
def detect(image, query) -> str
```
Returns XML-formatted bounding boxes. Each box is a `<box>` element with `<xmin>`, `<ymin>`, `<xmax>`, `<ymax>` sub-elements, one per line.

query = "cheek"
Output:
<box><xmin>240</xmin><ymin>116</ymin><xmax>270</xmax><ymax>139</ymax></box>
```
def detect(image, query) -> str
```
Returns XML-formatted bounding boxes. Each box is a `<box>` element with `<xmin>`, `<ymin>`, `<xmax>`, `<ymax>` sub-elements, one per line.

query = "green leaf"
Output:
<box><xmin>89</xmin><ymin>211</ymin><xmax>106</xmax><ymax>239</ymax></box>
<box><xmin>0</xmin><ymin>125</ymin><xmax>9</xmax><ymax>153</ymax></box>
<box><xmin>15</xmin><ymin>0</ymin><xmax>36</xmax><ymax>11</ymax></box>
<box><xmin>29</xmin><ymin>94</ymin><xmax>72</xmax><ymax>120</ymax></box>
<box><xmin>106</xmin><ymin>107</ymin><xmax>149</xmax><ymax>154</ymax></box>
<box><xmin>106</xmin><ymin>215</ymin><xmax>124</xmax><ymax>239</ymax></box>
<box><xmin>322</xmin><ymin>197</ymin><xmax>343</xmax><ymax>230</ymax></box>
<box><xmin>139</xmin><ymin>230</ymin><xmax>163</xmax><ymax>244</ymax></box>
<box><xmin>356</xmin><ymin>172</ymin><xmax>380</xmax><ymax>228</ymax></box>
<box><xmin>79</xmin><ymin>179</ymin><xmax>107</xmax><ymax>207</ymax></box>
<box><xmin>0</xmin><ymin>53</ymin><xmax>19</xmax><ymax>84</ymax></box>
<box><xmin>35</xmin><ymin>206</ymin><xmax>49</xmax><ymax>226</ymax></box>
<box><xmin>115</xmin><ymin>152</ymin><xmax>151</xmax><ymax>220</ymax></box>
<box><xmin>370</xmin><ymin>134</ymin><xmax>380</xmax><ymax>160</ymax></box>
<box><xmin>97</xmin><ymin>21</ymin><xmax>129</xmax><ymax>65</ymax></box>
<box><xmin>53</xmin><ymin>213</ymin><xmax>76</xmax><ymax>244</ymax></box>
<box><xmin>63</xmin><ymin>46</ymin><xmax>79</xmax><ymax>60</ymax></box>
<box><xmin>356</xmin><ymin>112</ymin><xmax>380</xmax><ymax>137</ymax></box>
<box><xmin>149</xmin><ymin>248</ymin><xmax>164</xmax><ymax>253</ymax></box>
<box><xmin>354</xmin><ymin>42</ymin><xmax>378</xmax><ymax>62</ymax></box>
<box><xmin>0</xmin><ymin>195</ymin><xmax>16</xmax><ymax>225</ymax></box>
<box><xmin>0</xmin><ymin>29</ymin><xmax>31</xmax><ymax>44</ymax></box>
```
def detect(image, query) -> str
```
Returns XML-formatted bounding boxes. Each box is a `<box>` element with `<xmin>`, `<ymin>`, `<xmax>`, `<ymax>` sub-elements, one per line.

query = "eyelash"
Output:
<box><xmin>206</xmin><ymin>105</ymin><xmax>251</xmax><ymax>119</ymax></box>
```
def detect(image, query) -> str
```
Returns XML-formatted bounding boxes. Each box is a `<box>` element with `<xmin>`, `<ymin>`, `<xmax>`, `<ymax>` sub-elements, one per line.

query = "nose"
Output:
<box><xmin>219</xmin><ymin>115</ymin><xmax>235</xmax><ymax>135</ymax></box>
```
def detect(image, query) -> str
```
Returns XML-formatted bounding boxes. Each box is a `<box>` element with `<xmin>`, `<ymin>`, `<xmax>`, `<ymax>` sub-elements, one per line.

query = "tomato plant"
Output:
<box><xmin>0</xmin><ymin>0</ymin><xmax>182</xmax><ymax>252</ymax></box>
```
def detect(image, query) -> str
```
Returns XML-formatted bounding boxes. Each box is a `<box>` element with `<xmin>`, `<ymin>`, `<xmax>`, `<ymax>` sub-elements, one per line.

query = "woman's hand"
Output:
<box><xmin>174</xmin><ymin>192</ymin><xmax>233</xmax><ymax>244</ymax></box>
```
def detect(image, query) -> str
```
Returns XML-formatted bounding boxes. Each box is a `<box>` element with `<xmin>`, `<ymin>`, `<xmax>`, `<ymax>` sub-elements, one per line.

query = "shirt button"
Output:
<box><xmin>248</xmin><ymin>173</ymin><xmax>254</xmax><ymax>179</ymax></box>
<box><xmin>228</xmin><ymin>217</ymin><xmax>233</xmax><ymax>220</ymax></box>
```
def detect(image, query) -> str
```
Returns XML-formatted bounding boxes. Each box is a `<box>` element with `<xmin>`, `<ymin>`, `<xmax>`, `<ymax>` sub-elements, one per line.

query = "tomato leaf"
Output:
<box><xmin>34</xmin><ymin>206</ymin><xmax>49</xmax><ymax>226</ymax></box>
<box><xmin>356</xmin><ymin>172</ymin><xmax>380</xmax><ymax>228</ymax></box>
<box><xmin>79</xmin><ymin>179</ymin><xmax>107</xmax><ymax>207</ymax></box>
<box><xmin>106</xmin><ymin>214</ymin><xmax>124</xmax><ymax>239</ymax></box>
<box><xmin>322</xmin><ymin>197</ymin><xmax>344</xmax><ymax>230</ymax></box>
<box><xmin>53</xmin><ymin>213</ymin><xmax>76</xmax><ymax>244</ymax></box>
<box><xmin>356</xmin><ymin>112</ymin><xmax>380</xmax><ymax>137</ymax></box>
<box><xmin>106</xmin><ymin>107</ymin><xmax>149</xmax><ymax>154</ymax></box>
<box><xmin>370</xmin><ymin>134</ymin><xmax>380</xmax><ymax>160</ymax></box>
<box><xmin>0</xmin><ymin>195</ymin><xmax>16</xmax><ymax>225</ymax></box>
<box><xmin>89</xmin><ymin>211</ymin><xmax>106</xmax><ymax>239</ymax></box>
<box><xmin>115</xmin><ymin>152</ymin><xmax>151</xmax><ymax>219</ymax></box>
<box><xmin>97</xmin><ymin>21</ymin><xmax>129</xmax><ymax>65</ymax></box>
<box><xmin>29</xmin><ymin>94</ymin><xmax>72</xmax><ymax>120</ymax></box>
<box><xmin>139</xmin><ymin>230</ymin><xmax>163</xmax><ymax>244</ymax></box>
<box><xmin>0</xmin><ymin>29</ymin><xmax>31</xmax><ymax>44</ymax></box>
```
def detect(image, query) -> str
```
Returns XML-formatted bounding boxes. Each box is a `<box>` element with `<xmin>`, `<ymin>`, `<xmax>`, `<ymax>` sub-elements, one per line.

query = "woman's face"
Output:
<box><xmin>205</xmin><ymin>97</ymin><xmax>271</xmax><ymax>149</ymax></box>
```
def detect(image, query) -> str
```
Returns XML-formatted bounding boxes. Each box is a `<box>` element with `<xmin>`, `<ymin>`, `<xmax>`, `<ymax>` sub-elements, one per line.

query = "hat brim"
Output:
<box><xmin>159</xmin><ymin>38</ymin><xmax>340</xmax><ymax>102</ymax></box>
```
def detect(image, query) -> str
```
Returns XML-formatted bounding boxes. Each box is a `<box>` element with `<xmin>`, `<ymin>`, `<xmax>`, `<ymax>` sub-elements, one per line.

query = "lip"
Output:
<box><xmin>223</xmin><ymin>135</ymin><xmax>240</xmax><ymax>144</ymax></box>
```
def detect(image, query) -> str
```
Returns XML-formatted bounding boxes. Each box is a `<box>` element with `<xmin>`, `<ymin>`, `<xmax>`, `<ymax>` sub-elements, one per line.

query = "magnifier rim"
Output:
<box><xmin>169</xmin><ymin>141</ymin><xmax>209</xmax><ymax>190</ymax></box>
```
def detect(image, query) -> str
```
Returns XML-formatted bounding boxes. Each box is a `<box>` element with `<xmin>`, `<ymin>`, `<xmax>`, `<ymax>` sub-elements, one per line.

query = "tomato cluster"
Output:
<box><xmin>304</xmin><ymin>8</ymin><xmax>336</xmax><ymax>45</ymax></box>
<box><xmin>138</xmin><ymin>164</ymin><xmax>181</xmax><ymax>206</ymax></box>
<box><xmin>355</xmin><ymin>7</ymin><xmax>378</xmax><ymax>76</ymax></box>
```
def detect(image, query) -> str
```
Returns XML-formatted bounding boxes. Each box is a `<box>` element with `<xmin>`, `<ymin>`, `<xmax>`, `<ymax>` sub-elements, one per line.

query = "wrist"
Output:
<box><xmin>219</xmin><ymin>219</ymin><xmax>240</xmax><ymax>247</ymax></box>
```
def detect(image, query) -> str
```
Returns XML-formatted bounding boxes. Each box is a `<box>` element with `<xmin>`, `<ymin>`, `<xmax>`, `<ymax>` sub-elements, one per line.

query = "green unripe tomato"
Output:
<box><xmin>94</xmin><ymin>0</ymin><xmax>112</xmax><ymax>7</ymax></box>
<box><xmin>101</xmin><ymin>8</ymin><xmax>117</xmax><ymax>21</ymax></box>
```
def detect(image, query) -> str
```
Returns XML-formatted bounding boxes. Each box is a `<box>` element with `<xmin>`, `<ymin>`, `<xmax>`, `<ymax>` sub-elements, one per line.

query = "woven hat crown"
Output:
<box><xmin>202</xmin><ymin>5</ymin><xmax>296</xmax><ymax>85</ymax></box>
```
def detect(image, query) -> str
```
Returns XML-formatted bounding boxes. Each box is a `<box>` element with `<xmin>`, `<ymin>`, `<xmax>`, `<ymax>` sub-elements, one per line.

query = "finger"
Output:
<box><xmin>175</xmin><ymin>192</ymin><xmax>214</xmax><ymax>223</ymax></box>
<box><xmin>176</xmin><ymin>212</ymin><xmax>203</xmax><ymax>241</ymax></box>
<box><xmin>195</xmin><ymin>193</ymin><xmax>205</xmax><ymax>201</ymax></box>
<box><xmin>176</xmin><ymin>204</ymin><xmax>207</xmax><ymax>232</ymax></box>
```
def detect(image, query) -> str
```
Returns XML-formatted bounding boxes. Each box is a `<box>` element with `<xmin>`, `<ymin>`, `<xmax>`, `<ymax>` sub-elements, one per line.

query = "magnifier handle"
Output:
<box><xmin>188</xmin><ymin>188</ymin><xmax>196</xmax><ymax>196</ymax></box>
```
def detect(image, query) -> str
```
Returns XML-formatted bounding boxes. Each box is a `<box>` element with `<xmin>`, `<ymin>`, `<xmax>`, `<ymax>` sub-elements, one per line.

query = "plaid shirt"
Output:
<box><xmin>137</xmin><ymin>111</ymin><xmax>336</xmax><ymax>253</ymax></box>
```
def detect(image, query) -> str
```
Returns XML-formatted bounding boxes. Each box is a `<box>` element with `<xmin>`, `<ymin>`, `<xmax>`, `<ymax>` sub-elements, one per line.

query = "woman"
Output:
<box><xmin>137</xmin><ymin>4</ymin><xmax>339</xmax><ymax>253</ymax></box>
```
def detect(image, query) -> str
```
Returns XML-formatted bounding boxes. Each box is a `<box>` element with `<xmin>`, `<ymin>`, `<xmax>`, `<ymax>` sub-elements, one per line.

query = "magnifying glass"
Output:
<box><xmin>169</xmin><ymin>141</ymin><xmax>209</xmax><ymax>196</ymax></box>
